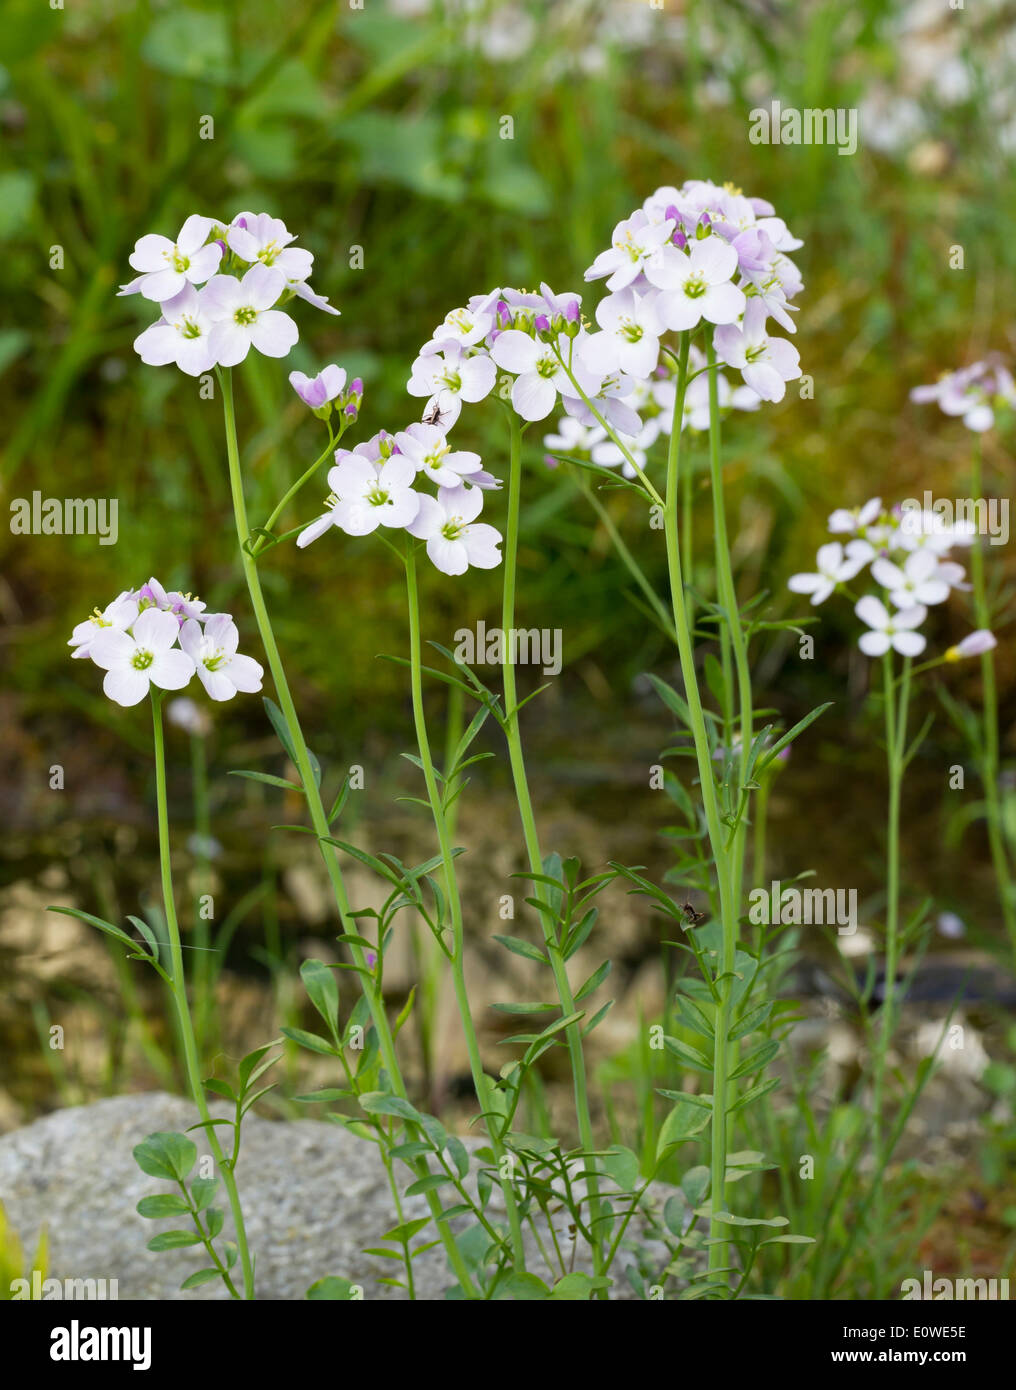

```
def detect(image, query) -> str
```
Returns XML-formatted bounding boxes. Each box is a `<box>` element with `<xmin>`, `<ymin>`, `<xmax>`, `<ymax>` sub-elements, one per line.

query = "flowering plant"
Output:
<box><xmin>49</xmin><ymin>173</ymin><xmax>1008</xmax><ymax>1304</ymax></box>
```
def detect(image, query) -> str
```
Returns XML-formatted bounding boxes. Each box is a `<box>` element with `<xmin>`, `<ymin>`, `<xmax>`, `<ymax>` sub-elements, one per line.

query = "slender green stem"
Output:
<box><xmin>870</xmin><ymin>651</ymin><xmax>909</xmax><ymax>1292</ymax></box>
<box><xmin>404</xmin><ymin>544</ymin><xmax>528</xmax><ymax>1268</ymax></box>
<box><xmin>151</xmin><ymin>693</ymin><xmax>255</xmax><ymax>1300</ymax></box>
<box><xmin>189</xmin><ymin>729</ymin><xmax>214</xmax><ymax>1051</ymax></box>
<box><xmin>662</xmin><ymin>335</ymin><xmax>740</xmax><ymax>1286</ymax></box>
<box><xmin>251</xmin><ymin>427</ymin><xmax>337</xmax><ymax>556</ymax></box>
<box><xmin>681</xmin><ymin>429</ymin><xmax>695</xmax><ymax>618</ymax></box>
<box><xmin>970</xmin><ymin>440</ymin><xmax>1016</xmax><ymax>955</ymax></box>
<box><xmin>217</xmin><ymin>367</ymin><xmax>479</xmax><ymax>1298</ymax></box>
<box><xmin>177</xmin><ymin>1177</ymin><xmax>240</xmax><ymax>1298</ymax></box>
<box><xmin>705</xmin><ymin>345</ymin><xmax>755</xmax><ymax>1231</ymax></box>
<box><xmin>378</xmin><ymin>1138</ymin><xmax>416</xmax><ymax>1300</ymax></box>
<box><xmin>753</xmin><ymin>772</ymin><xmax>770</xmax><ymax>894</ymax></box>
<box><xmin>706</xmin><ymin>343</ymin><xmax>754</xmax><ymax>855</ymax></box>
<box><xmin>577</xmin><ymin>473</ymin><xmax>677</xmax><ymax>641</ymax></box>
<box><xmin>552</xmin><ymin>348</ymin><xmax>665</xmax><ymax>507</ymax></box>
<box><xmin>501</xmin><ymin>412</ymin><xmax>607</xmax><ymax>1289</ymax></box>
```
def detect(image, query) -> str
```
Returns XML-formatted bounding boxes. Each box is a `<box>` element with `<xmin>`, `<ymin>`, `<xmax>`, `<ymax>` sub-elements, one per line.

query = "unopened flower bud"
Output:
<box><xmin>946</xmin><ymin>629</ymin><xmax>997</xmax><ymax>661</ymax></box>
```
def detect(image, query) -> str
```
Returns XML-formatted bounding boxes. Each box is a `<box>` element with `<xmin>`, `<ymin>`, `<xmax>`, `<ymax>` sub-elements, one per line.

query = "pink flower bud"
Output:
<box><xmin>946</xmin><ymin>629</ymin><xmax>997</xmax><ymax>660</ymax></box>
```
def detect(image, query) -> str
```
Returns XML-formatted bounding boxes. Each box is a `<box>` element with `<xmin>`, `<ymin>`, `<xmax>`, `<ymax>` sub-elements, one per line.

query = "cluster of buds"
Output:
<box><xmin>289</xmin><ymin>365</ymin><xmax>364</xmax><ymax>423</ymax></box>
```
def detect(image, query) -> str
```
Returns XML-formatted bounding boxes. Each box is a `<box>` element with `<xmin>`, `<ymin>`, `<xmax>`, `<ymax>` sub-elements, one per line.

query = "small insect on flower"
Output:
<box><xmin>422</xmin><ymin>399</ymin><xmax>454</xmax><ymax>429</ymax></box>
<box><xmin>393</xmin><ymin>423</ymin><xmax>484</xmax><ymax>489</ymax></box>
<box><xmin>407</xmin><ymin>345</ymin><xmax>497</xmax><ymax>428</ymax></box>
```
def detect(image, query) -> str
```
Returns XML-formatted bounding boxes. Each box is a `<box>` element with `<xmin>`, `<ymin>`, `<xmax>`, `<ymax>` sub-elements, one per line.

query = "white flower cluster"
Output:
<box><xmin>542</xmin><ymin>347</ymin><xmax>761</xmax><ymax>478</ymax></box>
<box><xmin>911</xmin><ymin>355</ymin><xmax>1016</xmax><ymax>433</ymax></box>
<box><xmin>122</xmin><ymin>186</ymin><xmax>806</xmax><ymax>582</ymax></box>
<box><xmin>532</xmin><ymin>179</ymin><xmax>804</xmax><ymax>470</ymax></box>
<box><xmin>788</xmin><ymin>498</ymin><xmax>996</xmax><ymax>660</ymax></box>
<box><xmin>69</xmin><ymin>577</ymin><xmax>264</xmax><ymax>707</ymax></box>
<box><xmin>122</xmin><ymin>213</ymin><xmax>337</xmax><ymax>376</ymax></box>
<box><xmin>297</xmin><ymin>426</ymin><xmax>502</xmax><ymax>577</ymax></box>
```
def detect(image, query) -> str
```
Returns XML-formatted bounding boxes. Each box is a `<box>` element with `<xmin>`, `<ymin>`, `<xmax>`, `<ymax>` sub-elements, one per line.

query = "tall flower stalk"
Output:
<box><xmin>112</xmin><ymin>189</ymin><xmax>817</xmax><ymax>1299</ymax></box>
<box><xmin>788</xmin><ymin>491</ymin><xmax>998</xmax><ymax>1292</ymax></box>
<box><xmin>500</xmin><ymin>413</ymin><xmax>605</xmax><ymax>1282</ymax></box>
<box><xmin>663</xmin><ymin>334</ymin><xmax>743</xmax><ymax>1281</ymax></box>
<box><xmin>217</xmin><ymin>367</ymin><xmax>480</xmax><ymax>1297</ymax></box>
<box><xmin>910</xmin><ymin>361</ymin><xmax>1016</xmax><ymax>954</ymax></box>
<box><xmin>969</xmin><ymin>439</ymin><xmax>1016</xmax><ymax>955</ymax></box>
<box><xmin>403</xmin><ymin>543</ymin><xmax>528</xmax><ymax>1268</ymax></box>
<box><xmin>150</xmin><ymin>692</ymin><xmax>256</xmax><ymax>1299</ymax></box>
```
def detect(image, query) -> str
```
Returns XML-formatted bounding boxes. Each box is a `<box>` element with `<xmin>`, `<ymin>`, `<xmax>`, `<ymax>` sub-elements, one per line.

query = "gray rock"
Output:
<box><xmin>0</xmin><ymin>1093</ymin><xmax>671</xmax><ymax>1300</ymax></box>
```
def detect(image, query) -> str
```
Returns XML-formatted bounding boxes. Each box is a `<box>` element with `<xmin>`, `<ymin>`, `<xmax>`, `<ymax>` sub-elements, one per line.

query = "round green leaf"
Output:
<box><xmin>133</xmin><ymin>1132</ymin><xmax>197</xmax><ymax>1182</ymax></box>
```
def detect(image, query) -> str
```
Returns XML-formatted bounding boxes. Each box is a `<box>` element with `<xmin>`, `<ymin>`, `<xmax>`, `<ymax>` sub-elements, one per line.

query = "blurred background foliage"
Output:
<box><xmin>1</xmin><ymin>0</ymin><xmax>1015</xmax><ymax>1132</ymax></box>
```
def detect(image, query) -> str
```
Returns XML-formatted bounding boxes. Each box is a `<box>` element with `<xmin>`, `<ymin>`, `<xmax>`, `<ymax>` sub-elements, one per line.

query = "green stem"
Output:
<box><xmin>502</xmin><ymin>412</ymin><xmax>607</xmax><ymax>1289</ymax></box>
<box><xmin>662</xmin><ymin>335</ymin><xmax>739</xmax><ymax>1287</ymax></box>
<box><xmin>706</xmin><ymin>343</ymin><xmax>754</xmax><ymax>857</ymax></box>
<box><xmin>753</xmin><ymin>772</ymin><xmax>770</xmax><ymax>894</ymax></box>
<box><xmin>178</xmin><ymin>1178</ymin><xmax>240</xmax><ymax>1299</ymax></box>
<box><xmin>681</xmin><ymin>429</ymin><xmax>695</xmax><ymax>622</ymax></box>
<box><xmin>404</xmin><ymin>544</ymin><xmax>528</xmax><ymax>1269</ymax></box>
<box><xmin>970</xmin><ymin>440</ymin><xmax>1016</xmax><ymax>956</ymax></box>
<box><xmin>552</xmin><ymin>348</ymin><xmax>664</xmax><ymax>507</ymax></box>
<box><xmin>151</xmin><ymin>693</ymin><xmax>255</xmax><ymax>1300</ymax></box>
<box><xmin>217</xmin><ymin>367</ymin><xmax>479</xmax><ymax>1299</ymax></box>
<box><xmin>871</xmin><ymin>651</ymin><xmax>909</xmax><ymax>1292</ymax></box>
<box><xmin>577</xmin><ymin>473</ymin><xmax>677</xmax><ymax>641</ymax></box>
<box><xmin>251</xmin><ymin>427</ymin><xmax>337</xmax><ymax>556</ymax></box>
<box><xmin>705</xmin><ymin>345</ymin><xmax>755</xmax><ymax>1223</ymax></box>
<box><xmin>190</xmin><ymin>729</ymin><xmax>213</xmax><ymax>1052</ymax></box>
